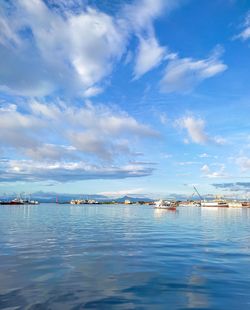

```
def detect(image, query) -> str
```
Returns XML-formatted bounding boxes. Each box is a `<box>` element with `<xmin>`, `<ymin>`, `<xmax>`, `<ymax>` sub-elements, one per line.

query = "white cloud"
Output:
<box><xmin>201</xmin><ymin>164</ymin><xmax>228</xmax><ymax>178</ymax></box>
<box><xmin>235</xmin><ymin>11</ymin><xmax>250</xmax><ymax>41</ymax></box>
<box><xmin>123</xmin><ymin>0</ymin><xmax>167</xmax><ymax>32</ymax></box>
<box><xmin>25</xmin><ymin>144</ymin><xmax>77</xmax><ymax>161</ymax></box>
<box><xmin>199</xmin><ymin>153</ymin><xmax>210</xmax><ymax>158</ymax></box>
<box><xmin>83</xmin><ymin>87</ymin><xmax>103</xmax><ymax>97</ymax></box>
<box><xmin>0</xmin><ymin>99</ymin><xmax>158</xmax><ymax>181</ymax></box>
<box><xmin>176</xmin><ymin>115</ymin><xmax>226</xmax><ymax>145</ymax></box>
<box><xmin>125</xmin><ymin>0</ymin><xmax>177</xmax><ymax>78</ymax></box>
<box><xmin>0</xmin><ymin>0</ymin><xmax>180</xmax><ymax>96</ymax></box>
<box><xmin>67</xmin><ymin>131</ymin><xmax>115</xmax><ymax>160</ymax></box>
<box><xmin>134</xmin><ymin>36</ymin><xmax>166</xmax><ymax>78</ymax></box>
<box><xmin>0</xmin><ymin>100</ymin><xmax>157</xmax><ymax>160</ymax></box>
<box><xmin>0</xmin><ymin>159</ymin><xmax>154</xmax><ymax>182</ymax></box>
<box><xmin>160</xmin><ymin>47</ymin><xmax>227</xmax><ymax>93</ymax></box>
<box><xmin>0</xmin><ymin>1</ymin><xmax>126</xmax><ymax>96</ymax></box>
<box><xmin>176</xmin><ymin>116</ymin><xmax>209</xmax><ymax>144</ymax></box>
<box><xmin>213</xmin><ymin>136</ymin><xmax>226</xmax><ymax>145</ymax></box>
<box><xmin>178</xmin><ymin>161</ymin><xmax>201</xmax><ymax>166</ymax></box>
<box><xmin>201</xmin><ymin>164</ymin><xmax>210</xmax><ymax>174</ymax></box>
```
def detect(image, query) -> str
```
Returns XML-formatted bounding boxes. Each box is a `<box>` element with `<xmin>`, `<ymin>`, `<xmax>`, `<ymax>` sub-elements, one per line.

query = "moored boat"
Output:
<box><xmin>154</xmin><ymin>199</ymin><xmax>177</xmax><ymax>210</ymax></box>
<box><xmin>0</xmin><ymin>198</ymin><xmax>39</xmax><ymax>205</ymax></box>
<box><xmin>201</xmin><ymin>200</ymin><xmax>229</xmax><ymax>208</ymax></box>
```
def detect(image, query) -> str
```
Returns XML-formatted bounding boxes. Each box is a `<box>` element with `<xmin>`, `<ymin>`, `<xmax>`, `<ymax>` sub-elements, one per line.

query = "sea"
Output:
<box><xmin>0</xmin><ymin>204</ymin><xmax>250</xmax><ymax>309</ymax></box>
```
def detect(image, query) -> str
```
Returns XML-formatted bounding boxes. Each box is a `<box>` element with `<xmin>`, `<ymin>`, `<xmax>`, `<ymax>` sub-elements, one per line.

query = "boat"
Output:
<box><xmin>179</xmin><ymin>201</ymin><xmax>200</xmax><ymax>207</ymax></box>
<box><xmin>228</xmin><ymin>201</ymin><xmax>244</xmax><ymax>208</ymax></box>
<box><xmin>200</xmin><ymin>200</ymin><xmax>229</xmax><ymax>208</ymax></box>
<box><xmin>0</xmin><ymin>197</ymin><xmax>39</xmax><ymax>205</ymax></box>
<box><xmin>241</xmin><ymin>201</ymin><xmax>250</xmax><ymax>207</ymax></box>
<box><xmin>192</xmin><ymin>187</ymin><xmax>228</xmax><ymax>208</ymax></box>
<box><xmin>0</xmin><ymin>198</ymin><xmax>24</xmax><ymax>205</ymax></box>
<box><xmin>154</xmin><ymin>199</ymin><xmax>177</xmax><ymax>210</ymax></box>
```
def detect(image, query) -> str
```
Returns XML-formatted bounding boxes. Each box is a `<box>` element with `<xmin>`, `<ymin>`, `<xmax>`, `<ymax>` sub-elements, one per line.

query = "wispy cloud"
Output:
<box><xmin>83</xmin><ymin>87</ymin><xmax>103</xmax><ymax>98</ymax></box>
<box><xmin>123</xmin><ymin>0</ymin><xmax>177</xmax><ymax>32</ymax></box>
<box><xmin>235</xmin><ymin>11</ymin><xmax>250</xmax><ymax>41</ymax></box>
<box><xmin>199</xmin><ymin>153</ymin><xmax>210</xmax><ymax>158</ymax></box>
<box><xmin>212</xmin><ymin>182</ymin><xmax>250</xmax><ymax>192</ymax></box>
<box><xmin>134</xmin><ymin>36</ymin><xmax>166</xmax><ymax>79</ymax></box>
<box><xmin>126</xmin><ymin>0</ymin><xmax>181</xmax><ymax>78</ymax></box>
<box><xmin>176</xmin><ymin>116</ymin><xmax>208</xmax><ymax>144</ymax></box>
<box><xmin>178</xmin><ymin>161</ymin><xmax>201</xmax><ymax>166</ymax></box>
<box><xmin>176</xmin><ymin>115</ymin><xmax>226</xmax><ymax>145</ymax></box>
<box><xmin>160</xmin><ymin>47</ymin><xmax>227</xmax><ymax>93</ymax></box>
<box><xmin>201</xmin><ymin>164</ymin><xmax>228</xmax><ymax>179</ymax></box>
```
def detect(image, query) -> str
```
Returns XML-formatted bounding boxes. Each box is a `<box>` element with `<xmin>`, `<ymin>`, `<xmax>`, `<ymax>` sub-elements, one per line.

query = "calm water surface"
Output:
<box><xmin>0</xmin><ymin>204</ymin><xmax>250</xmax><ymax>309</ymax></box>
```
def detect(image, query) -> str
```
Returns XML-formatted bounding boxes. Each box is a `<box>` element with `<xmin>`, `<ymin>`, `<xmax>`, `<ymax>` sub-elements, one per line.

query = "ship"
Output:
<box><xmin>0</xmin><ymin>197</ymin><xmax>39</xmax><ymax>205</ymax></box>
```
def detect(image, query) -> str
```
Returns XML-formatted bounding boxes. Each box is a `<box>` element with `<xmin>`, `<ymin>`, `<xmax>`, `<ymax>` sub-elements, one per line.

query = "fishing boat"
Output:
<box><xmin>0</xmin><ymin>197</ymin><xmax>39</xmax><ymax>205</ymax></box>
<box><xmin>154</xmin><ymin>200</ymin><xmax>177</xmax><ymax>210</ymax></box>
<box><xmin>0</xmin><ymin>198</ymin><xmax>24</xmax><ymax>205</ymax></box>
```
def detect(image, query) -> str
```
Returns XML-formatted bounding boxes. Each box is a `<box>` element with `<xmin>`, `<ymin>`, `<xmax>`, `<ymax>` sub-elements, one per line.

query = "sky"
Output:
<box><xmin>0</xmin><ymin>0</ymin><xmax>250</xmax><ymax>198</ymax></box>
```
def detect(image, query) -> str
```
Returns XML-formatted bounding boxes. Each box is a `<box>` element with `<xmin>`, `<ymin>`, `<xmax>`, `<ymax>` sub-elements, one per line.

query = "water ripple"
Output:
<box><xmin>0</xmin><ymin>204</ymin><xmax>250</xmax><ymax>309</ymax></box>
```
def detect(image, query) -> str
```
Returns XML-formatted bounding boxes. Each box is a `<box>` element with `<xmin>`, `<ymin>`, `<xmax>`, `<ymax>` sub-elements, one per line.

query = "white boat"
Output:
<box><xmin>154</xmin><ymin>200</ymin><xmax>177</xmax><ymax>209</ymax></box>
<box><xmin>200</xmin><ymin>200</ymin><xmax>228</xmax><ymax>208</ymax></box>
<box><xmin>192</xmin><ymin>187</ymin><xmax>228</xmax><ymax>208</ymax></box>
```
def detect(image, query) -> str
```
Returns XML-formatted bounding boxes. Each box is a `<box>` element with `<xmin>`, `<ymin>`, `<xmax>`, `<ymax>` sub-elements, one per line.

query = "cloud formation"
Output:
<box><xmin>0</xmin><ymin>100</ymin><xmax>157</xmax><ymax>159</ymax></box>
<box><xmin>0</xmin><ymin>159</ymin><xmax>154</xmax><ymax>182</ymax></box>
<box><xmin>134</xmin><ymin>36</ymin><xmax>166</xmax><ymax>78</ymax></box>
<box><xmin>201</xmin><ymin>164</ymin><xmax>227</xmax><ymax>179</ymax></box>
<box><xmin>176</xmin><ymin>115</ymin><xmax>226</xmax><ymax>145</ymax></box>
<box><xmin>0</xmin><ymin>0</ymin><xmax>227</xmax><ymax>98</ymax></box>
<box><xmin>212</xmin><ymin>182</ymin><xmax>250</xmax><ymax>192</ymax></box>
<box><xmin>235</xmin><ymin>11</ymin><xmax>250</xmax><ymax>41</ymax></box>
<box><xmin>0</xmin><ymin>0</ymin><xmax>235</xmax><ymax>190</ymax></box>
<box><xmin>0</xmin><ymin>0</ymin><xmax>126</xmax><ymax>96</ymax></box>
<box><xmin>0</xmin><ymin>99</ymin><xmax>157</xmax><ymax>181</ymax></box>
<box><xmin>176</xmin><ymin>116</ymin><xmax>208</xmax><ymax>144</ymax></box>
<box><xmin>160</xmin><ymin>48</ymin><xmax>227</xmax><ymax>93</ymax></box>
<box><xmin>0</xmin><ymin>0</ymin><xmax>176</xmax><ymax>97</ymax></box>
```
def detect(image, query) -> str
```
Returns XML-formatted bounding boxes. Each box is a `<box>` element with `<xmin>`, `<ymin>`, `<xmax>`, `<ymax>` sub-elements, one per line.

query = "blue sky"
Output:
<box><xmin>0</xmin><ymin>0</ymin><xmax>250</xmax><ymax>198</ymax></box>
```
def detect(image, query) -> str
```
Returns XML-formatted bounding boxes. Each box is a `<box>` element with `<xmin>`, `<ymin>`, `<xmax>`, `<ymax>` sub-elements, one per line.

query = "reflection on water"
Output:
<box><xmin>0</xmin><ymin>204</ymin><xmax>250</xmax><ymax>309</ymax></box>
<box><xmin>154</xmin><ymin>208</ymin><xmax>179</xmax><ymax>219</ymax></box>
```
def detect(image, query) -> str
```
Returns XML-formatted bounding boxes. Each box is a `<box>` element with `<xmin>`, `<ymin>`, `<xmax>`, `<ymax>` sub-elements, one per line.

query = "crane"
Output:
<box><xmin>193</xmin><ymin>186</ymin><xmax>203</xmax><ymax>202</ymax></box>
